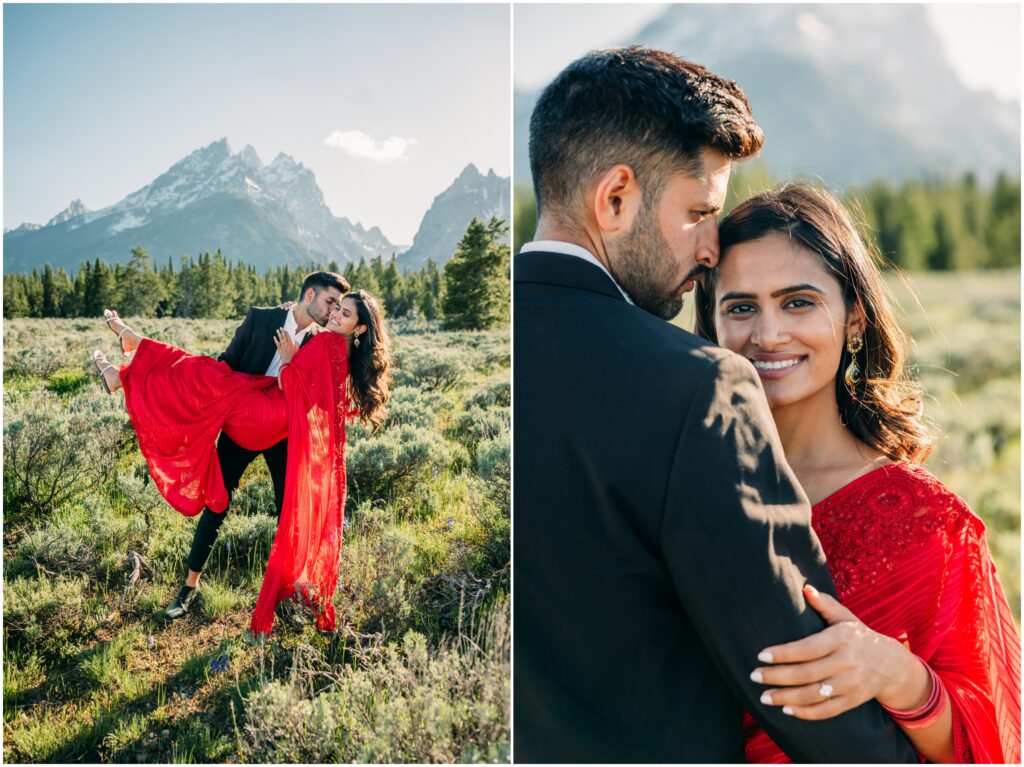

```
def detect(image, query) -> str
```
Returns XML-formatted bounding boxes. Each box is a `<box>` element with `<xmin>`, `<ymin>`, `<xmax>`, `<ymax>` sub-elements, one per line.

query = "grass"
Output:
<box><xmin>3</xmin><ymin>317</ymin><xmax>510</xmax><ymax>763</ymax></box>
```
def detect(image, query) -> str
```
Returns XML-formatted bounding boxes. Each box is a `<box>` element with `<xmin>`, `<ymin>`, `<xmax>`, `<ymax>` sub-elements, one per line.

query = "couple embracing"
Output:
<box><xmin>93</xmin><ymin>272</ymin><xmax>392</xmax><ymax>636</ymax></box>
<box><xmin>514</xmin><ymin>48</ymin><xmax>1019</xmax><ymax>762</ymax></box>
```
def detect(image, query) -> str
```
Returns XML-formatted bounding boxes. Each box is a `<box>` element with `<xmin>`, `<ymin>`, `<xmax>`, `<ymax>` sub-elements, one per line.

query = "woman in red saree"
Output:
<box><xmin>695</xmin><ymin>183</ymin><xmax>1020</xmax><ymax>763</ymax></box>
<box><xmin>93</xmin><ymin>290</ymin><xmax>391</xmax><ymax>637</ymax></box>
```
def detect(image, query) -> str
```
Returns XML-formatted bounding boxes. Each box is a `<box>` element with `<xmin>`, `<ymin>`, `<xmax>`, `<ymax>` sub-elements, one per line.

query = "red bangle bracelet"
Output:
<box><xmin>881</xmin><ymin>661</ymin><xmax>948</xmax><ymax>729</ymax></box>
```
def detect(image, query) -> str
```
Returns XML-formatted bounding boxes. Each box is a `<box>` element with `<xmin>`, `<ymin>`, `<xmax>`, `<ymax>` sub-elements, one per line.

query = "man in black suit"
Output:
<box><xmin>163</xmin><ymin>270</ymin><xmax>348</xmax><ymax>619</ymax></box>
<box><xmin>514</xmin><ymin>48</ymin><xmax>917</xmax><ymax>762</ymax></box>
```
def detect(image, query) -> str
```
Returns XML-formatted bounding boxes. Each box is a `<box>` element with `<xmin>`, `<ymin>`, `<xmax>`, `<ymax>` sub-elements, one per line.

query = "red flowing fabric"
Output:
<box><xmin>248</xmin><ymin>332</ymin><xmax>348</xmax><ymax>635</ymax></box>
<box><xmin>743</xmin><ymin>462</ymin><xmax>1021</xmax><ymax>764</ymax></box>
<box><xmin>120</xmin><ymin>334</ymin><xmax>349</xmax><ymax>636</ymax></box>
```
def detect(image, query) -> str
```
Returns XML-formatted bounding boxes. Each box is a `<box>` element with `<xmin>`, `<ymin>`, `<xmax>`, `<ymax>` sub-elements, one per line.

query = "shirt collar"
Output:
<box><xmin>520</xmin><ymin>240</ymin><xmax>634</xmax><ymax>305</ymax></box>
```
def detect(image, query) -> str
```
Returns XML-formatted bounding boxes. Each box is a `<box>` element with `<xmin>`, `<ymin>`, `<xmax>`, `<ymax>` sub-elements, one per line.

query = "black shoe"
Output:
<box><xmin>164</xmin><ymin>584</ymin><xmax>198</xmax><ymax>620</ymax></box>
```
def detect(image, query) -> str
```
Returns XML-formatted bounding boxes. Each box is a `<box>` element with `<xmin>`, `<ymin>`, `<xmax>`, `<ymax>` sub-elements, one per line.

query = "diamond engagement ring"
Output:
<box><xmin>819</xmin><ymin>682</ymin><xmax>834</xmax><ymax>699</ymax></box>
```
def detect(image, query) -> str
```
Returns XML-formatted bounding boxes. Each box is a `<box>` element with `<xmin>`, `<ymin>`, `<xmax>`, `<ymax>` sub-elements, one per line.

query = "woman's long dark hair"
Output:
<box><xmin>346</xmin><ymin>289</ymin><xmax>392</xmax><ymax>431</ymax></box>
<box><xmin>695</xmin><ymin>182</ymin><xmax>932</xmax><ymax>463</ymax></box>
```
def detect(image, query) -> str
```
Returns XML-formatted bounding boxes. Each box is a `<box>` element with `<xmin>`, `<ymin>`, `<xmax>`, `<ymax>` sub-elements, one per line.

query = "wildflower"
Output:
<box><xmin>447</xmin><ymin>516</ymin><xmax>455</xmax><ymax>530</ymax></box>
<box><xmin>148</xmin><ymin>635</ymin><xmax>155</xmax><ymax>650</ymax></box>
<box><xmin>209</xmin><ymin>654</ymin><xmax>230</xmax><ymax>674</ymax></box>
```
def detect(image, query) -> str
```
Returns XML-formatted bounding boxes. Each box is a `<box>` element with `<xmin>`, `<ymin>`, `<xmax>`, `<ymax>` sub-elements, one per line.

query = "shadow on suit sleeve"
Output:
<box><xmin>661</xmin><ymin>352</ymin><xmax>917</xmax><ymax>763</ymax></box>
<box><xmin>219</xmin><ymin>308</ymin><xmax>255</xmax><ymax>369</ymax></box>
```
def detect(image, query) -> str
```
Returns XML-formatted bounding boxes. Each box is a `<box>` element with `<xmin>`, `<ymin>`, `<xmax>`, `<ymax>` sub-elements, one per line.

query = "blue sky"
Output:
<box><xmin>4</xmin><ymin>4</ymin><xmax>511</xmax><ymax>244</ymax></box>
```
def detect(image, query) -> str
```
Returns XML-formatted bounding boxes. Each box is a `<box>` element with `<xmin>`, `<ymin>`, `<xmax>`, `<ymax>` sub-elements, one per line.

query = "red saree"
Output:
<box><xmin>120</xmin><ymin>333</ymin><xmax>349</xmax><ymax>636</ymax></box>
<box><xmin>743</xmin><ymin>462</ymin><xmax>1021</xmax><ymax>763</ymax></box>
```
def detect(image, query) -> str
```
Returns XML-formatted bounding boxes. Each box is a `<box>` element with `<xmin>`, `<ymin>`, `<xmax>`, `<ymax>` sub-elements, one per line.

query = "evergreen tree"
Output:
<box><xmin>84</xmin><ymin>259</ymin><xmax>117</xmax><ymax>316</ymax></box>
<box><xmin>40</xmin><ymin>264</ymin><xmax>72</xmax><ymax>317</ymax></box>
<box><xmin>120</xmin><ymin>246</ymin><xmax>168</xmax><ymax>316</ymax></box>
<box><xmin>421</xmin><ymin>258</ymin><xmax>443</xmax><ymax>321</ymax></box>
<box><xmin>379</xmin><ymin>255</ymin><xmax>405</xmax><ymax>316</ymax></box>
<box><xmin>986</xmin><ymin>172</ymin><xmax>1021</xmax><ymax>268</ymax></box>
<box><xmin>928</xmin><ymin>209</ymin><xmax>956</xmax><ymax>271</ymax></box>
<box><xmin>442</xmin><ymin>217</ymin><xmax>510</xmax><ymax>330</ymax></box>
<box><xmin>4</xmin><ymin>275</ymin><xmax>30</xmax><ymax>318</ymax></box>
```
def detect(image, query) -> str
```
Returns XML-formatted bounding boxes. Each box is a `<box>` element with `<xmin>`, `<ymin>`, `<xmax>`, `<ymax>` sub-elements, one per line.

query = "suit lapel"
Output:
<box><xmin>255</xmin><ymin>307</ymin><xmax>289</xmax><ymax>374</ymax></box>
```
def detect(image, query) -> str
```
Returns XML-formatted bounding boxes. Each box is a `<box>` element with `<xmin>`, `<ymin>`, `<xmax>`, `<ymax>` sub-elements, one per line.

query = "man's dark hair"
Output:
<box><xmin>529</xmin><ymin>47</ymin><xmax>764</xmax><ymax>220</ymax></box>
<box><xmin>300</xmin><ymin>270</ymin><xmax>349</xmax><ymax>298</ymax></box>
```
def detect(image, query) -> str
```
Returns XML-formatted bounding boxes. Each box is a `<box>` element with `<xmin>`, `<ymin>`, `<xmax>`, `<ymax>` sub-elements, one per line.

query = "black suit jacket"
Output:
<box><xmin>219</xmin><ymin>306</ymin><xmax>318</xmax><ymax>375</ymax></box>
<box><xmin>513</xmin><ymin>251</ymin><xmax>916</xmax><ymax>763</ymax></box>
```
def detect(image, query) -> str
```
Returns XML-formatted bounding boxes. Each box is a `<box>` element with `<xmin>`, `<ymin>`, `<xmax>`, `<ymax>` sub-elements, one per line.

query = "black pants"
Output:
<box><xmin>185</xmin><ymin>433</ymin><xmax>288</xmax><ymax>573</ymax></box>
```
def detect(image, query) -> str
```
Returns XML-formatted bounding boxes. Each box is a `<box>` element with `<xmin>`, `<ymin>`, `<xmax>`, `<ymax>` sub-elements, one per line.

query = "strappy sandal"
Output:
<box><xmin>92</xmin><ymin>350</ymin><xmax>118</xmax><ymax>394</ymax></box>
<box><xmin>104</xmin><ymin>309</ymin><xmax>135</xmax><ymax>357</ymax></box>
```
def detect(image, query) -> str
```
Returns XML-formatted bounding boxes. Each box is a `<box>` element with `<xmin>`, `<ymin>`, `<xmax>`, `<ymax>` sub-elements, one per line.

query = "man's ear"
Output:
<box><xmin>301</xmin><ymin>287</ymin><xmax>316</xmax><ymax>305</ymax></box>
<box><xmin>592</xmin><ymin>164</ymin><xmax>641</xmax><ymax>235</ymax></box>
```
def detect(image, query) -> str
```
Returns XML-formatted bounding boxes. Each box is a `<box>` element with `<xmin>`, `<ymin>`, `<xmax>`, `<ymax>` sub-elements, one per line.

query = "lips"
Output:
<box><xmin>749</xmin><ymin>356</ymin><xmax>805</xmax><ymax>379</ymax></box>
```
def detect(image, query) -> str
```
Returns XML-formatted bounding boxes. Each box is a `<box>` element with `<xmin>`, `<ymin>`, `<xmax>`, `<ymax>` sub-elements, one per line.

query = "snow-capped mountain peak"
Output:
<box><xmin>45</xmin><ymin>199</ymin><xmax>91</xmax><ymax>227</ymax></box>
<box><xmin>398</xmin><ymin>163</ymin><xmax>510</xmax><ymax>270</ymax></box>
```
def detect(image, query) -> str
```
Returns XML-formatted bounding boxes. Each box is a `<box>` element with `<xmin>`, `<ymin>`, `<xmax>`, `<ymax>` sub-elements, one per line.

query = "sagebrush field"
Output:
<box><xmin>3</xmin><ymin>318</ymin><xmax>510</xmax><ymax>763</ymax></box>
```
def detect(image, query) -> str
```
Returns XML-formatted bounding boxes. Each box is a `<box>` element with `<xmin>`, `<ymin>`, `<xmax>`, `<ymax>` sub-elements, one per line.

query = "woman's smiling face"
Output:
<box><xmin>326</xmin><ymin>296</ymin><xmax>364</xmax><ymax>338</ymax></box>
<box><xmin>713</xmin><ymin>232</ymin><xmax>863</xmax><ymax>411</ymax></box>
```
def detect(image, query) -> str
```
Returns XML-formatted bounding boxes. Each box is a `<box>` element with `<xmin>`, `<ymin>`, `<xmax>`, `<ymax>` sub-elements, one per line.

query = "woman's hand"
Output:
<box><xmin>274</xmin><ymin>328</ymin><xmax>299</xmax><ymax>364</ymax></box>
<box><xmin>751</xmin><ymin>584</ymin><xmax>927</xmax><ymax>720</ymax></box>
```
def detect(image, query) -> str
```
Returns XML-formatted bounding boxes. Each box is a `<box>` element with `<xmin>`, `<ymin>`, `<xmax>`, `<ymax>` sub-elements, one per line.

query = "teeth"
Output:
<box><xmin>752</xmin><ymin>358</ymin><xmax>801</xmax><ymax>370</ymax></box>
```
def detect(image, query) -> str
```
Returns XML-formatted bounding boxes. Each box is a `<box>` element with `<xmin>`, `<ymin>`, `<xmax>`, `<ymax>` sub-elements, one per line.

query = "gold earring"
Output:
<box><xmin>353</xmin><ymin>332</ymin><xmax>360</xmax><ymax>348</ymax></box>
<box><xmin>844</xmin><ymin>333</ymin><xmax>863</xmax><ymax>397</ymax></box>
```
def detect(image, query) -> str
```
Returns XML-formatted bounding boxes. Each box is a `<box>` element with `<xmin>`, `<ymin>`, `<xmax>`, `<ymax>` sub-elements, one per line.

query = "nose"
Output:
<box><xmin>696</xmin><ymin>218</ymin><xmax>720</xmax><ymax>269</ymax></box>
<box><xmin>750</xmin><ymin>311</ymin><xmax>791</xmax><ymax>351</ymax></box>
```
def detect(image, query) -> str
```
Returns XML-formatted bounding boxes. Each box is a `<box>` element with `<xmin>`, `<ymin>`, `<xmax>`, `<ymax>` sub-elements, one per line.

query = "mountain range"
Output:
<box><xmin>514</xmin><ymin>4</ymin><xmax>1019</xmax><ymax>190</ymax></box>
<box><xmin>396</xmin><ymin>164</ymin><xmax>510</xmax><ymax>270</ymax></box>
<box><xmin>4</xmin><ymin>139</ymin><xmax>509</xmax><ymax>274</ymax></box>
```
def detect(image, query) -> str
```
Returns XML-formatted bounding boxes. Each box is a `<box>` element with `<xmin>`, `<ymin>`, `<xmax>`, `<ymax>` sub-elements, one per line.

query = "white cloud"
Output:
<box><xmin>323</xmin><ymin>130</ymin><xmax>418</xmax><ymax>162</ymax></box>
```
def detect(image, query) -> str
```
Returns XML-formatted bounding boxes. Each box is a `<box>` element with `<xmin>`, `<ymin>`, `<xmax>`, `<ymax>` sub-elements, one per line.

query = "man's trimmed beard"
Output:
<box><xmin>308</xmin><ymin>290</ymin><xmax>331</xmax><ymax>327</ymax></box>
<box><xmin>607</xmin><ymin>201</ymin><xmax>689</xmax><ymax>321</ymax></box>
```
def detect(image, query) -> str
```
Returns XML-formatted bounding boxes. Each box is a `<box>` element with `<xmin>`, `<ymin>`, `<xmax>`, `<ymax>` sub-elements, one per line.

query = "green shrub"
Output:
<box><xmin>10</xmin><ymin>518</ymin><xmax>99</xmax><ymax>579</ymax></box>
<box><xmin>346</xmin><ymin>425</ymin><xmax>468</xmax><ymax>504</ymax></box>
<box><xmin>231</xmin><ymin>474</ymin><xmax>277</xmax><ymax>517</ymax></box>
<box><xmin>3</xmin><ymin>393</ymin><xmax>123</xmax><ymax>519</ymax></box>
<box><xmin>4</xmin><ymin>347</ymin><xmax>66</xmax><ymax>380</ymax></box>
<box><xmin>394</xmin><ymin>347</ymin><xmax>468</xmax><ymax>392</ymax></box>
<box><xmin>384</xmin><ymin>386</ymin><xmax>452</xmax><ymax>430</ymax></box>
<box><xmin>469</xmin><ymin>379</ymin><xmax>511</xmax><ymax>409</ymax></box>
<box><xmin>46</xmin><ymin>367</ymin><xmax>91</xmax><ymax>397</ymax></box>
<box><xmin>241</xmin><ymin>604</ymin><xmax>510</xmax><ymax>763</ymax></box>
<box><xmin>452</xmin><ymin>405</ymin><xmax>508</xmax><ymax>448</ymax></box>
<box><xmin>203</xmin><ymin>512</ymin><xmax>278</xmax><ymax>585</ymax></box>
<box><xmin>4</xmin><ymin>575</ymin><xmax>104</xmax><ymax>657</ymax></box>
<box><xmin>342</xmin><ymin>504</ymin><xmax>418</xmax><ymax>633</ymax></box>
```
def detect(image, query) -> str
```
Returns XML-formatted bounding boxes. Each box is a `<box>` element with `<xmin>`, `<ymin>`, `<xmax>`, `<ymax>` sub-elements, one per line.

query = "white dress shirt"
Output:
<box><xmin>265</xmin><ymin>307</ymin><xmax>312</xmax><ymax>377</ymax></box>
<box><xmin>519</xmin><ymin>240</ymin><xmax>635</xmax><ymax>304</ymax></box>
